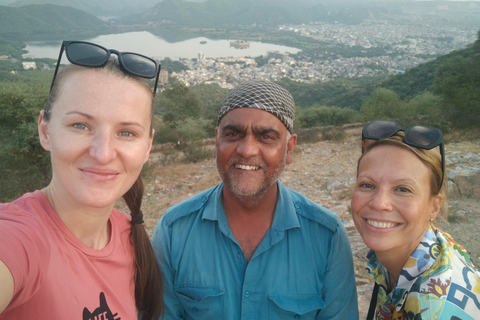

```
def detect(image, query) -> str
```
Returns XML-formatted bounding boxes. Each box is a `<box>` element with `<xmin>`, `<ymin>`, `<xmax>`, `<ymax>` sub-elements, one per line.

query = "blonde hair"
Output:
<box><xmin>44</xmin><ymin>59</ymin><xmax>154</xmax><ymax>126</ymax></box>
<box><xmin>42</xmin><ymin>59</ymin><xmax>163</xmax><ymax>319</ymax></box>
<box><xmin>359</xmin><ymin>132</ymin><xmax>447</xmax><ymax>219</ymax></box>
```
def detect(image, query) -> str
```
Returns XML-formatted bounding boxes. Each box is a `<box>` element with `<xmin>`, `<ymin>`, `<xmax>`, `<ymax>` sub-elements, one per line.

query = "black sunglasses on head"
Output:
<box><xmin>50</xmin><ymin>40</ymin><xmax>161</xmax><ymax>95</ymax></box>
<box><xmin>362</xmin><ymin>120</ymin><xmax>445</xmax><ymax>188</ymax></box>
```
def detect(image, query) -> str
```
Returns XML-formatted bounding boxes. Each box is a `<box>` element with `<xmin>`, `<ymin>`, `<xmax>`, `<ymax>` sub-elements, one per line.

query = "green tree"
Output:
<box><xmin>360</xmin><ymin>88</ymin><xmax>405</xmax><ymax>121</ymax></box>
<box><xmin>297</xmin><ymin>105</ymin><xmax>359</xmax><ymax>128</ymax></box>
<box><xmin>0</xmin><ymin>80</ymin><xmax>51</xmax><ymax>201</ymax></box>
<box><xmin>154</xmin><ymin>83</ymin><xmax>208</xmax><ymax>145</ymax></box>
<box><xmin>157</xmin><ymin>83</ymin><xmax>204</xmax><ymax>126</ymax></box>
<box><xmin>190</xmin><ymin>83</ymin><xmax>228</xmax><ymax>135</ymax></box>
<box><xmin>277</xmin><ymin>77</ymin><xmax>378</xmax><ymax>111</ymax></box>
<box><xmin>404</xmin><ymin>92</ymin><xmax>448</xmax><ymax>130</ymax></box>
<box><xmin>433</xmin><ymin>55</ymin><xmax>480</xmax><ymax>128</ymax></box>
<box><xmin>160</xmin><ymin>57</ymin><xmax>189</xmax><ymax>73</ymax></box>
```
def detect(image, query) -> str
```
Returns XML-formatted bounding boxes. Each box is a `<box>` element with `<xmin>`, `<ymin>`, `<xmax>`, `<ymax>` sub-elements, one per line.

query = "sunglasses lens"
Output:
<box><xmin>121</xmin><ymin>53</ymin><xmax>157</xmax><ymax>78</ymax></box>
<box><xmin>66</xmin><ymin>42</ymin><xmax>109</xmax><ymax>66</ymax></box>
<box><xmin>364</xmin><ymin>120</ymin><xmax>397</xmax><ymax>139</ymax></box>
<box><xmin>407</xmin><ymin>126</ymin><xmax>441</xmax><ymax>148</ymax></box>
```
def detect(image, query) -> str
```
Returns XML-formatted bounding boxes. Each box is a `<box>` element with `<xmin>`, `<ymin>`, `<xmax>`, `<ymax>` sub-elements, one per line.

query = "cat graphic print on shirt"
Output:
<box><xmin>83</xmin><ymin>292</ymin><xmax>121</xmax><ymax>320</ymax></box>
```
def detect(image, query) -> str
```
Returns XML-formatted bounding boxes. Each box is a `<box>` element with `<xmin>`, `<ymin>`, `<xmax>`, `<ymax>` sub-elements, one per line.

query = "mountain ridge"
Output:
<box><xmin>0</xmin><ymin>4</ymin><xmax>110</xmax><ymax>40</ymax></box>
<box><xmin>7</xmin><ymin>0</ymin><xmax>160</xmax><ymax>17</ymax></box>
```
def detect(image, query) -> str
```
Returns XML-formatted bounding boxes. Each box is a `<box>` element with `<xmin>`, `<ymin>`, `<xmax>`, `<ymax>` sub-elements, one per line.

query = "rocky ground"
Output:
<box><xmin>133</xmin><ymin>128</ymin><xmax>480</xmax><ymax>319</ymax></box>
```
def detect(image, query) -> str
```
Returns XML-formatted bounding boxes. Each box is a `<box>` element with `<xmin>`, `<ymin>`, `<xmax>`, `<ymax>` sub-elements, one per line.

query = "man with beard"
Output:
<box><xmin>152</xmin><ymin>80</ymin><xmax>358</xmax><ymax>320</ymax></box>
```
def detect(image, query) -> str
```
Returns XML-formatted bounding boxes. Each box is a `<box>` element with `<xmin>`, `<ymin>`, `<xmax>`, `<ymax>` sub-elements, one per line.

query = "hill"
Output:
<box><xmin>128</xmin><ymin>0</ymin><xmax>394</xmax><ymax>27</ymax></box>
<box><xmin>0</xmin><ymin>4</ymin><xmax>111</xmax><ymax>40</ymax></box>
<box><xmin>278</xmin><ymin>32</ymin><xmax>480</xmax><ymax>116</ymax></box>
<box><xmin>118</xmin><ymin>0</ymin><xmax>480</xmax><ymax>28</ymax></box>
<box><xmin>379</xmin><ymin>34</ymin><xmax>480</xmax><ymax>99</ymax></box>
<box><xmin>7</xmin><ymin>0</ymin><xmax>159</xmax><ymax>17</ymax></box>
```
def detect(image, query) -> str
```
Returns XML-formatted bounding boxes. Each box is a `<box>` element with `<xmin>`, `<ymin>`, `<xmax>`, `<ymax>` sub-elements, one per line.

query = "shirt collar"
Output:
<box><xmin>201</xmin><ymin>180</ymin><xmax>300</xmax><ymax>232</ymax></box>
<box><xmin>366</xmin><ymin>226</ymin><xmax>439</xmax><ymax>311</ymax></box>
<box><xmin>271</xmin><ymin>180</ymin><xmax>300</xmax><ymax>232</ymax></box>
<box><xmin>201</xmin><ymin>181</ymin><xmax>226</xmax><ymax>222</ymax></box>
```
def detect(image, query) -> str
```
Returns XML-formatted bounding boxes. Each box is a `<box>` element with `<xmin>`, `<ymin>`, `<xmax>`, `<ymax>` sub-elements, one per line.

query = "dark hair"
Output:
<box><xmin>123</xmin><ymin>177</ymin><xmax>164</xmax><ymax>320</ymax></box>
<box><xmin>45</xmin><ymin>60</ymin><xmax>164</xmax><ymax>319</ymax></box>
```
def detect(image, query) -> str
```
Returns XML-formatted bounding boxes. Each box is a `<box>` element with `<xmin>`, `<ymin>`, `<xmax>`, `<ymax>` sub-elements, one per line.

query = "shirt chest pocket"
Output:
<box><xmin>268</xmin><ymin>293</ymin><xmax>325</xmax><ymax>320</ymax></box>
<box><xmin>175</xmin><ymin>286</ymin><xmax>225</xmax><ymax>320</ymax></box>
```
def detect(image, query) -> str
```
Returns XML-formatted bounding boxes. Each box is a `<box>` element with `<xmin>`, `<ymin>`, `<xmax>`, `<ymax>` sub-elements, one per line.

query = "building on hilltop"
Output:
<box><xmin>159</xmin><ymin>69</ymin><xmax>169</xmax><ymax>85</ymax></box>
<box><xmin>22</xmin><ymin>62</ymin><xmax>37</xmax><ymax>70</ymax></box>
<box><xmin>230</xmin><ymin>40</ymin><xmax>250</xmax><ymax>49</ymax></box>
<box><xmin>267</xmin><ymin>51</ymin><xmax>289</xmax><ymax>62</ymax></box>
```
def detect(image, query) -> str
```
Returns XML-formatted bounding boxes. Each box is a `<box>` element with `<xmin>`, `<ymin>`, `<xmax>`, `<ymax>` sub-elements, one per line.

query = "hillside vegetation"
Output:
<box><xmin>124</xmin><ymin>0</ymin><xmax>478</xmax><ymax>27</ymax></box>
<box><xmin>0</xmin><ymin>4</ymin><xmax>110</xmax><ymax>41</ymax></box>
<box><xmin>141</xmin><ymin>0</ymin><xmax>401</xmax><ymax>26</ymax></box>
<box><xmin>7</xmin><ymin>0</ymin><xmax>159</xmax><ymax>17</ymax></box>
<box><xmin>279</xmin><ymin>32</ymin><xmax>480</xmax><ymax>130</ymax></box>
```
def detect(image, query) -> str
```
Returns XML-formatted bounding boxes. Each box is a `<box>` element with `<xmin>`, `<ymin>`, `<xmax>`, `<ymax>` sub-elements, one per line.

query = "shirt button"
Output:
<box><xmin>237</xmin><ymin>253</ymin><xmax>243</xmax><ymax>258</ymax></box>
<box><xmin>244</xmin><ymin>291</ymin><xmax>250</xmax><ymax>298</ymax></box>
<box><xmin>294</xmin><ymin>315</ymin><xmax>300</xmax><ymax>319</ymax></box>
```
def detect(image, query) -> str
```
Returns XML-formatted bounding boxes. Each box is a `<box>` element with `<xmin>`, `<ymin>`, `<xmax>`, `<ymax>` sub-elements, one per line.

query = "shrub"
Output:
<box><xmin>295</xmin><ymin>127</ymin><xmax>323</xmax><ymax>144</ymax></box>
<box><xmin>295</xmin><ymin>126</ymin><xmax>346</xmax><ymax>144</ymax></box>
<box><xmin>320</xmin><ymin>126</ymin><xmax>346</xmax><ymax>141</ymax></box>
<box><xmin>298</xmin><ymin>105</ymin><xmax>359</xmax><ymax>128</ymax></box>
<box><xmin>0</xmin><ymin>80</ymin><xmax>50</xmax><ymax>201</ymax></box>
<box><xmin>182</xmin><ymin>143</ymin><xmax>214</xmax><ymax>163</ymax></box>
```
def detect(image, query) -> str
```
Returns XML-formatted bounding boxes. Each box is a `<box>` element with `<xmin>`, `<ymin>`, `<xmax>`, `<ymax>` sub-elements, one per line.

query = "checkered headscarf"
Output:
<box><xmin>217</xmin><ymin>80</ymin><xmax>296</xmax><ymax>133</ymax></box>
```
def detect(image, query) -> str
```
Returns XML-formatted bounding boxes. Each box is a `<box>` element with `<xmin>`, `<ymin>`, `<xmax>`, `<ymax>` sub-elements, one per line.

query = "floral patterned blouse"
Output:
<box><xmin>366</xmin><ymin>226</ymin><xmax>480</xmax><ymax>320</ymax></box>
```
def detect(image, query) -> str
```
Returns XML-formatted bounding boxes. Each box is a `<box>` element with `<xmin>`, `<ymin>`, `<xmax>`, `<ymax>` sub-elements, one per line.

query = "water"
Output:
<box><xmin>23</xmin><ymin>31</ymin><xmax>301</xmax><ymax>61</ymax></box>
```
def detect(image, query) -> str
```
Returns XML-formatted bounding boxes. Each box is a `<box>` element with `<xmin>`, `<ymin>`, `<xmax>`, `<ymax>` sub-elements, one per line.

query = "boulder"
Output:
<box><xmin>448</xmin><ymin>166</ymin><xmax>480</xmax><ymax>199</ymax></box>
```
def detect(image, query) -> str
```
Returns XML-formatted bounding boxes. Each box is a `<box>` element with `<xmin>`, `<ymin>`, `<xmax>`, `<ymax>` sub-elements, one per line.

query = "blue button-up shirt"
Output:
<box><xmin>152</xmin><ymin>181</ymin><xmax>358</xmax><ymax>320</ymax></box>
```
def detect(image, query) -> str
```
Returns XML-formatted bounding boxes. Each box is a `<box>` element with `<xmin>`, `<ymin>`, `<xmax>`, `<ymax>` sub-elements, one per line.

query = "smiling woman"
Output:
<box><xmin>0</xmin><ymin>42</ymin><xmax>163</xmax><ymax>319</ymax></box>
<box><xmin>352</xmin><ymin>120</ymin><xmax>480</xmax><ymax>320</ymax></box>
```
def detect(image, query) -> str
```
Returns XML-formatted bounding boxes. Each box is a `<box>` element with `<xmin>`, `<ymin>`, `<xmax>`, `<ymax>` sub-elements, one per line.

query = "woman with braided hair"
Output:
<box><xmin>0</xmin><ymin>41</ymin><xmax>163</xmax><ymax>319</ymax></box>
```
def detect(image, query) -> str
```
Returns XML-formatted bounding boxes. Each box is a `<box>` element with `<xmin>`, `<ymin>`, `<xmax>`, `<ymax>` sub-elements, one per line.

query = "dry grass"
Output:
<box><xmin>132</xmin><ymin>157</ymin><xmax>220</xmax><ymax>237</ymax></box>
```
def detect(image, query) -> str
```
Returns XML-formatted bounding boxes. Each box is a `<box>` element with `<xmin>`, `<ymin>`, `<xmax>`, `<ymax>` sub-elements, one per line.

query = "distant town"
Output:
<box><xmin>172</xmin><ymin>13</ymin><xmax>479</xmax><ymax>89</ymax></box>
<box><xmin>5</xmin><ymin>7</ymin><xmax>480</xmax><ymax>90</ymax></box>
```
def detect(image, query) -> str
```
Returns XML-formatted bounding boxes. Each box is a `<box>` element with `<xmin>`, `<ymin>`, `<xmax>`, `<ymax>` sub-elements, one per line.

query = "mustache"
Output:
<box><xmin>227</xmin><ymin>157</ymin><xmax>267</xmax><ymax>169</ymax></box>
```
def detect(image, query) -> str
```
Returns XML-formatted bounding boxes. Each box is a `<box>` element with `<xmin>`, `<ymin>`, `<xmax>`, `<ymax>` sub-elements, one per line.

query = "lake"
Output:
<box><xmin>23</xmin><ymin>31</ymin><xmax>301</xmax><ymax>61</ymax></box>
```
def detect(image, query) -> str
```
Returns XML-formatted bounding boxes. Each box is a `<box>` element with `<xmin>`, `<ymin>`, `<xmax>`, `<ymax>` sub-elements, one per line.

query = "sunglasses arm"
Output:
<box><xmin>50</xmin><ymin>44</ymin><xmax>66</xmax><ymax>92</ymax></box>
<box><xmin>153</xmin><ymin>65</ymin><xmax>161</xmax><ymax>96</ymax></box>
<box><xmin>439</xmin><ymin>143</ymin><xmax>445</xmax><ymax>188</ymax></box>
